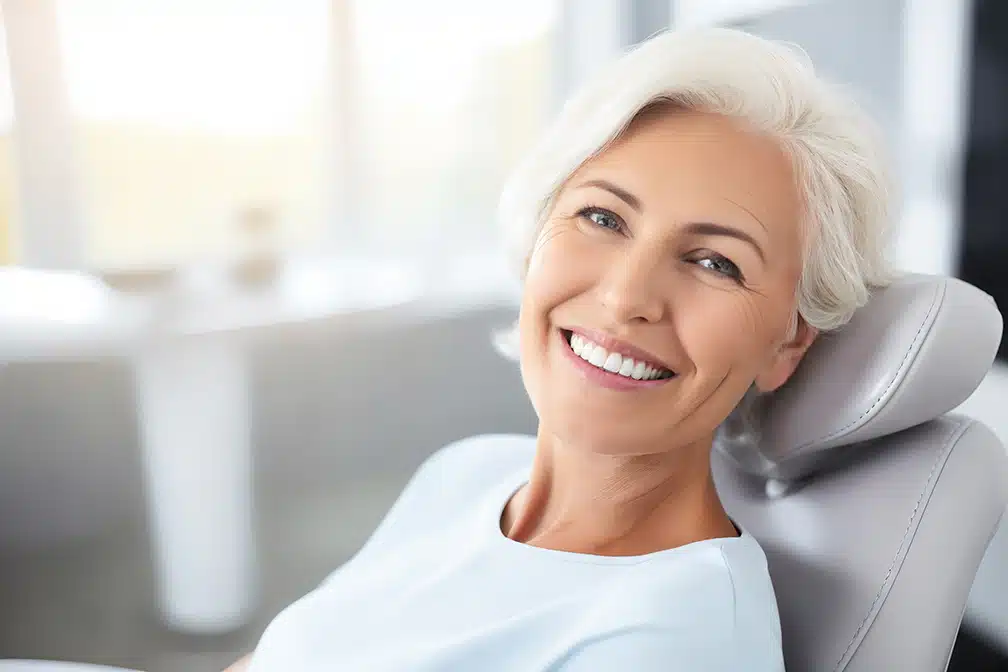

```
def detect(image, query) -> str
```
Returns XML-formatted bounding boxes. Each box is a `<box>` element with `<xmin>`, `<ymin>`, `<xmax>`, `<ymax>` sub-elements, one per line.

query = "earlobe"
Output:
<box><xmin>754</xmin><ymin>319</ymin><xmax>818</xmax><ymax>393</ymax></box>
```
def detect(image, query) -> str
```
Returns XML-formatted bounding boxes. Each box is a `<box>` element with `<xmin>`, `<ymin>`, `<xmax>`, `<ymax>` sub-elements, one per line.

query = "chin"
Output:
<box><xmin>541</xmin><ymin>406</ymin><xmax>654</xmax><ymax>456</ymax></box>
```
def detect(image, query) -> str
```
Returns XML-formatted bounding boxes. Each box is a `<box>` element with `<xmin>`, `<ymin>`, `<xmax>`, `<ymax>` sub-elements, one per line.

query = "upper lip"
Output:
<box><xmin>565</xmin><ymin>327</ymin><xmax>676</xmax><ymax>373</ymax></box>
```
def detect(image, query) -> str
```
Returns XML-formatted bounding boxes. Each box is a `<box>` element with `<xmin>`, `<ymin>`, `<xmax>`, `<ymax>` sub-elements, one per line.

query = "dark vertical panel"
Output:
<box><xmin>962</xmin><ymin>0</ymin><xmax>1008</xmax><ymax>361</ymax></box>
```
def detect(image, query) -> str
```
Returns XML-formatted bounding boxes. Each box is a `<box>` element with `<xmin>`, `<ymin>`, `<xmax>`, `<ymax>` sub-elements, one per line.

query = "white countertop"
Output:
<box><xmin>0</xmin><ymin>252</ymin><xmax>520</xmax><ymax>361</ymax></box>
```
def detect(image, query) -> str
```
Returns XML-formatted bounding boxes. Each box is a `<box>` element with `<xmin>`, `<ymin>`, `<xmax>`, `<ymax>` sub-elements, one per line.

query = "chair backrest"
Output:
<box><xmin>713</xmin><ymin>273</ymin><xmax>1008</xmax><ymax>671</ymax></box>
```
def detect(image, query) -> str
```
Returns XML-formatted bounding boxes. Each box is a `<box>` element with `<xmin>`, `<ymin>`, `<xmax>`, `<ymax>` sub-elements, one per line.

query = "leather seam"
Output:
<box><xmin>832</xmin><ymin>416</ymin><xmax>970</xmax><ymax>671</ymax></box>
<box><xmin>796</xmin><ymin>280</ymin><xmax>946</xmax><ymax>453</ymax></box>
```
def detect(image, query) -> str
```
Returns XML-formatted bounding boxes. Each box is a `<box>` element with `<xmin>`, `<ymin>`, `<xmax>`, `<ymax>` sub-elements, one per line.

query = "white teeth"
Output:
<box><xmin>618</xmin><ymin>358</ymin><xmax>635</xmax><ymax>376</ymax></box>
<box><xmin>571</xmin><ymin>334</ymin><xmax>585</xmax><ymax>356</ymax></box>
<box><xmin>603</xmin><ymin>352</ymin><xmax>622</xmax><ymax>373</ymax></box>
<box><xmin>566</xmin><ymin>331</ymin><xmax>671</xmax><ymax>381</ymax></box>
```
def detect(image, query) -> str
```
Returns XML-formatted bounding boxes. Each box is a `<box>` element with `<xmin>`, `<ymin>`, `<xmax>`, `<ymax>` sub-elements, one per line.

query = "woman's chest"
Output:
<box><xmin>251</xmin><ymin>546</ymin><xmax>626</xmax><ymax>671</ymax></box>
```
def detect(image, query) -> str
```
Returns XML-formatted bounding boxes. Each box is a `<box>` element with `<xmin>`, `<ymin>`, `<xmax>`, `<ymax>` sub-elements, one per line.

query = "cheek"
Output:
<box><xmin>674</xmin><ymin>290</ymin><xmax>773</xmax><ymax>373</ymax></box>
<box><xmin>522</xmin><ymin>223</ymin><xmax>596</xmax><ymax>317</ymax></box>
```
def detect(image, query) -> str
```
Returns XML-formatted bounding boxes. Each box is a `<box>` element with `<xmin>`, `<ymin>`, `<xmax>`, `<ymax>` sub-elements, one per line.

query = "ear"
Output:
<box><xmin>754</xmin><ymin>317</ymin><xmax>818</xmax><ymax>393</ymax></box>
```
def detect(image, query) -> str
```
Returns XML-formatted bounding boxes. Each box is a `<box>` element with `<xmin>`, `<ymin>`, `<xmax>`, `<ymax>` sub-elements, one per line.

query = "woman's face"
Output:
<box><xmin>519</xmin><ymin>107</ymin><xmax>816</xmax><ymax>456</ymax></box>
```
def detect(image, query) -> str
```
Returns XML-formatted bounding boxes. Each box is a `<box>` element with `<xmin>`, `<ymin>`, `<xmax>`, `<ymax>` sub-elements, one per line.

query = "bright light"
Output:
<box><xmin>55</xmin><ymin>0</ymin><xmax>330</xmax><ymax>135</ymax></box>
<box><xmin>0</xmin><ymin>23</ymin><xmax>13</xmax><ymax>132</ymax></box>
<box><xmin>51</xmin><ymin>0</ymin><xmax>556</xmax><ymax>134</ymax></box>
<box><xmin>355</xmin><ymin>0</ymin><xmax>557</xmax><ymax>108</ymax></box>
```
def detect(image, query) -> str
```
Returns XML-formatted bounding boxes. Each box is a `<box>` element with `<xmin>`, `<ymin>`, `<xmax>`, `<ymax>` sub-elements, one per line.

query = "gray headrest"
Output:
<box><xmin>716</xmin><ymin>274</ymin><xmax>1003</xmax><ymax>481</ymax></box>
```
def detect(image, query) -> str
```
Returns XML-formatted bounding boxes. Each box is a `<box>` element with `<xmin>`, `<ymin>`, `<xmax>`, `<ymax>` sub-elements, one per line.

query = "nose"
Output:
<box><xmin>598</xmin><ymin>245</ymin><xmax>667</xmax><ymax>325</ymax></box>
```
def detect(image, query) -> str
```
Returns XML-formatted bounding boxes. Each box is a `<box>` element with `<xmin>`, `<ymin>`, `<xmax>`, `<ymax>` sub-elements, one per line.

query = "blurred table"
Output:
<box><xmin>0</xmin><ymin>258</ymin><xmax>432</xmax><ymax>634</ymax></box>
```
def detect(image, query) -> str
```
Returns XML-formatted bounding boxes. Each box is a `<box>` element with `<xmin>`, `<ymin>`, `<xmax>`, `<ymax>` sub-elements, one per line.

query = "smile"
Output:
<box><xmin>560</xmin><ymin>329</ymin><xmax>676</xmax><ymax>388</ymax></box>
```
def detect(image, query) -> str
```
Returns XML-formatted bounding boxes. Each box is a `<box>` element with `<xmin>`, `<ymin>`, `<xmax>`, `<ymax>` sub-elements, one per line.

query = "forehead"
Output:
<box><xmin>573</xmin><ymin>108</ymin><xmax>802</xmax><ymax>239</ymax></box>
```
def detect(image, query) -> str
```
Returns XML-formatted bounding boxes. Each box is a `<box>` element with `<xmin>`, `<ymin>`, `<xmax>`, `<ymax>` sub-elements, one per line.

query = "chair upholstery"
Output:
<box><xmin>714</xmin><ymin>273</ymin><xmax>1008</xmax><ymax>671</ymax></box>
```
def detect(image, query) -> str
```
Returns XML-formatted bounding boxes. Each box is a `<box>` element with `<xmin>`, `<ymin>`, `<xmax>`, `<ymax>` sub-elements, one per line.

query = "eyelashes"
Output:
<box><xmin>573</xmin><ymin>204</ymin><xmax>745</xmax><ymax>283</ymax></box>
<box><xmin>576</xmin><ymin>205</ymin><xmax>624</xmax><ymax>233</ymax></box>
<box><xmin>691</xmin><ymin>254</ymin><xmax>743</xmax><ymax>282</ymax></box>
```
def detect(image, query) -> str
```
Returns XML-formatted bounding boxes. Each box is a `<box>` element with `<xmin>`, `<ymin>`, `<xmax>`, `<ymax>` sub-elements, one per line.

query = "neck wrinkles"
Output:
<box><xmin>501</xmin><ymin>431</ymin><xmax>735</xmax><ymax>556</ymax></box>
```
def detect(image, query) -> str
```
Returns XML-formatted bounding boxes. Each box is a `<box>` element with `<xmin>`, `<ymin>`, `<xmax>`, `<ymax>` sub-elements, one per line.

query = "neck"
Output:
<box><xmin>501</xmin><ymin>430</ymin><xmax>737</xmax><ymax>555</ymax></box>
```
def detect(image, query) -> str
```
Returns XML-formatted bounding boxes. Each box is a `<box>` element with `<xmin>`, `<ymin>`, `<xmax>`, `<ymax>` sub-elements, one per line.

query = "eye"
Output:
<box><xmin>577</xmin><ymin>206</ymin><xmax>624</xmax><ymax>233</ymax></box>
<box><xmin>694</xmin><ymin>253</ymin><xmax>744</xmax><ymax>282</ymax></box>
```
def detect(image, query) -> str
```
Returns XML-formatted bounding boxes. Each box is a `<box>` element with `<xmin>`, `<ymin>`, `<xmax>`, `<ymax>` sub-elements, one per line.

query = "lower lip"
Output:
<box><xmin>558</xmin><ymin>330</ymin><xmax>674</xmax><ymax>391</ymax></box>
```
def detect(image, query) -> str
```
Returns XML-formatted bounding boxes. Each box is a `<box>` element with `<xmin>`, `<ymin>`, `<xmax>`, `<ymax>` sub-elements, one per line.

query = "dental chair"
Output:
<box><xmin>1</xmin><ymin>274</ymin><xmax>1004</xmax><ymax>672</ymax></box>
<box><xmin>715</xmin><ymin>273</ymin><xmax>1007</xmax><ymax>671</ymax></box>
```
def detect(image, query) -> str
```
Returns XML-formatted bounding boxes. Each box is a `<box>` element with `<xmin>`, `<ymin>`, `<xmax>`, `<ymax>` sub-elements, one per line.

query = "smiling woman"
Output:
<box><xmin>515</xmin><ymin>106</ymin><xmax>816</xmax><ymax>466</ymax></box>
<box><xmin>234</xmin><ymin>27</ymin><xmax>893</xmax><ymax>672</ymax></box>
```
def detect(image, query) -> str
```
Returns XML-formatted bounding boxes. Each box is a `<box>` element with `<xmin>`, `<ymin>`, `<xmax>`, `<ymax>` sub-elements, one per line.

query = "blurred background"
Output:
<box><xmin>0</xmin><ymin>0</ymin><xmax>1005</xmax><ymax>670</ymax></box>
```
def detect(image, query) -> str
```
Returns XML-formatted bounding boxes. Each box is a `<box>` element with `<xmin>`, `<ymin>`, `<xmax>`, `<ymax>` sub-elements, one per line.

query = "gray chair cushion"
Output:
<box><xmin>714</xmin><ymin>273</ymin><xmax>1008</xmax><ymax>670</ymax></box>
<box><xmin>718</xmin><ymin>274</ymin><xmax>1003</xmax><ymax>481</ymax></box>
<box><xmin>715</xmin><ymin>415</ymin><xmax>1008</xmax><ymax>671</ymax></box>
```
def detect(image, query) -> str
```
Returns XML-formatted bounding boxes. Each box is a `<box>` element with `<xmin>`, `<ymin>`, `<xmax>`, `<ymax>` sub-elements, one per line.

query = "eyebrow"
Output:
<box><xmin>579</xmin><ymin>179</ymin><xmax>642</xmax><ymax>212</ymax></box>
<box><xmin>576</xmin><ymin>178</ymin><xmax>767</xmax><ymax>263</ymax></box>
<box><xmin>682</xmin><ymin>222</ymin><xmax>766</xmax><ymax>263</ymax></box>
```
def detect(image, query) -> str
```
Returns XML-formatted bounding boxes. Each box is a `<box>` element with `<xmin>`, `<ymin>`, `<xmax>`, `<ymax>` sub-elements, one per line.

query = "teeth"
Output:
<box><xmin>567</xmin><ymin>332</ymin><xmax>671</xmax><ymax>381</ymax></box>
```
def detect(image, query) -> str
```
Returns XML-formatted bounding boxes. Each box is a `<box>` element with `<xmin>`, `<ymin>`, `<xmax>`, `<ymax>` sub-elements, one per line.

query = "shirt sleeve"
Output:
<box><xmin>556</xmin><ymin>627</ymin><xmax>742</xmax><ymax>671</ymax></box>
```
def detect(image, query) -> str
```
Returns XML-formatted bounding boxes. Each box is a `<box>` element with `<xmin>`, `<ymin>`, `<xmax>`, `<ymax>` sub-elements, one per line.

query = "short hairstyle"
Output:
<box><xmin>494</xmin><ymin>27</ymin><xmax>894</xmax><ymax>360</ymax></box>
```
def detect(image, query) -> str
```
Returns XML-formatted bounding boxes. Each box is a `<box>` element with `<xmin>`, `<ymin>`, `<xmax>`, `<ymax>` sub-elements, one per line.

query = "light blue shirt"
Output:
<box><xmin>248</xmin><ymin>435</ymin><xmax>785</xmax><ymax>671</ymax></box>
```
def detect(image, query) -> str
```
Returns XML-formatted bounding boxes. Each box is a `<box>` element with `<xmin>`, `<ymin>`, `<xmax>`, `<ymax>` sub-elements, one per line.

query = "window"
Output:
<box><xmin>55</xmin><ymin>0</ymin><xmax>332</xmax><ymax>271</ymax></box>
<box><xmin>349</xmin><ymin>0</ymin><xmax>559</xmax><ymax>256</ymax></box>
<box><xmin>0</xmin><ymin>11</ymin><xmax>18</xmax><ymax>265</ymax></box>
<box><xmin>11</xmin><ymin>1</ymin><xmax>561</xmax><ymax>273</ymax></box>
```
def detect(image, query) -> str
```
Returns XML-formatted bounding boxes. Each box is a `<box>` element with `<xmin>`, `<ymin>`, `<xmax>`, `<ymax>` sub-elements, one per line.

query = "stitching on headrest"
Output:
<box><xmin>794</xmin><ymin>280</ymin><xmax>946</xmax><ymax>455</ymax></box>
<box><xmin>832</xmin><ymin>415</ymin><xmax>970</xmax><ymax>671</ymax></box>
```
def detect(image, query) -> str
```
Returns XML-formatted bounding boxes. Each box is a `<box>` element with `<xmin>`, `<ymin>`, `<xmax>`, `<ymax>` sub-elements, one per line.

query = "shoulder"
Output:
<box><xmin>413</xmin><ymin>433</ymin><xmax>536</xmax><ymax>490</ymax></box>
<box><xmin>579</xmin><ymin>536</ymin><xmax>782</xmax><ymax>669</ymax></box>
<box><xmin>600</xmin><ymin>543</ymin><xmax>741</xmax><ymax>630</ymax></box>
<box><xmin>361</xmin><ymin>434</ymin><xmax>533</xmax><ymax>540</ymax></box>
<box><xmin>557</xmin><ymin>619</ymin><xmax>782</xmax><ymax>671</ymax></box>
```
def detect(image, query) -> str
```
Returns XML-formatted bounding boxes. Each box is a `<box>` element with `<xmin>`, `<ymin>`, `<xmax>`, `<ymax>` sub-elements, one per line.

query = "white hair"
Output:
<box><xmin>494</xmin><ymin>27</ymin><xmax>895</xmax><ymax>360</ymax></box>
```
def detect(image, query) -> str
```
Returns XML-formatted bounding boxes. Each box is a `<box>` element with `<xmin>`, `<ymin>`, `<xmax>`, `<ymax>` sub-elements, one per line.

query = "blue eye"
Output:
<box><xmin>695</xmin><ymin>254</ymin><xmax>743</xmax><ymax>281</ymax></box>
<box><xmin>578</xmin><ymin>206</ymin><xmax>623</xmax><ymax>232</ymax></box>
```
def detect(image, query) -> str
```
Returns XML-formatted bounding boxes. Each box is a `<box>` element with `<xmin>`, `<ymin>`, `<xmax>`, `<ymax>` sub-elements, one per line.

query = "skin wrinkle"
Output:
<box><xmin>724</xmin><ymin>196</ymin><xmax>771</xmax><ymax>235</ymax></box>
<box><xmin>568</xmin><ymin>181</ymin><xmax>771</xmax><ymax>267</ymax></box>
<box><xmin>504</xmin><ymin>108</ymin><xmax>818</xmax><ymax>556</ymax></box>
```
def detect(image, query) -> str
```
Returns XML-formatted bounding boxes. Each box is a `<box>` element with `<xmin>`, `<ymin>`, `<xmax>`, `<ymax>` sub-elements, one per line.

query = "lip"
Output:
<box><xmin>565</xmin><ymin>326</ymin><xmax>676</xmax><ymax>372</ymax></box>
<box><xmin>558</xmin><ymin>329</ymin><xmax>675</xmax><ymax>391</ymax></box>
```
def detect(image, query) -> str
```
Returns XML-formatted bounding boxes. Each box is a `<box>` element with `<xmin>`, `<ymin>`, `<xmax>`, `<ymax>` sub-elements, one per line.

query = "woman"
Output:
<box><xmin>229</xmin><ymin>26</ymin><xmax>892</xmax><ymax>671</ymax></box>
